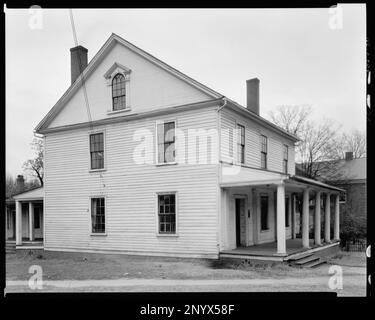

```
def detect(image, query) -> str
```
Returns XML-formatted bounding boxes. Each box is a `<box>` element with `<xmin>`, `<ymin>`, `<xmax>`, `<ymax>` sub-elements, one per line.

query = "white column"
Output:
<box><xmin>334</xmin><ymin>194</ymin><xmax>340</xmax><ymax>241</ymax></box>
<box><xmin>314</xmin><ymin>191</ymin><xmax>321</xmax><ymax>245</ymax></box>
<box><xmin>302</xmin><ymin>188</ymin><xmax>310</xmax><ymax>248</ymax></box>
<box><xmin>15</xmin><ymin>201</ymin><xmax>22</xmax><ymax>246</ymax></box>
<box><xmin>29</xmin><ymin>202</ymin><xmax>34</xmax><ymax>241</ymax></box>
<box><xmin>325</xmin><ymin>193</ymin><xmax>331</xmax><ymax>243</ymax></box>
<box><xmin>276</xmin><ymin>184</ymin><xmax>286</xmax><ymax>254</ymax></box>
<box><xmin>292</xmin><ymin>195</ymin><xmax>296</xmax><ymax>239</ymax></box>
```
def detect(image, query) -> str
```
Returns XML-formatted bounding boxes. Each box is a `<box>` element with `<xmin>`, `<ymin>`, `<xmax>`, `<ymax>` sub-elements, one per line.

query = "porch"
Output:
<box><xmin>8</xmin><ymin>187</ymin><xmax>44</xmax><ymax>248</ymax></box>
<box><xmin>219</xmin><ymin>164</ymin><xmax>344</xmax><ymax>261</ymax></box>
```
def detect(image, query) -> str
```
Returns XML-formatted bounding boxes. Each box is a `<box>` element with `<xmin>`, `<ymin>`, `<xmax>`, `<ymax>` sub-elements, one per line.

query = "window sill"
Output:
<box><xmin>89</xmin><ymin>168</ymin><xmax>107</xmax><ymax>173</ymax></box>
<box><xmin>155</xmin><ymin>162</ymin><xmax>178</xmax><ymax>167</ymax></box>
<box><xmin>156</xmin><ymin>233</ymin><xmax>178</xmax><ymax>238</ymax></box>
<box><xmin>90</xmin><ymin>233</ymin><xmax>107</xmax><ymax>237</ymax></box>
<box><xmin>107</xmin><ymin>108</ymin><xmax>131</xmax><ymax>115</ymax></box>
<box><xmin>260</xmin><ymin>229</ymin><xmax>270</xmax><ymax>233</ymax></box>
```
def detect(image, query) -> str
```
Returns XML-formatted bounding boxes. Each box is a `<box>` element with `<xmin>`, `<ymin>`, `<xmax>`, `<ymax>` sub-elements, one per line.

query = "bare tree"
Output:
<box><xmin>268</xmin><ymin>105</ymin><xmax>312</xmax><ymax>136</ymax></box>
<box><xmin>267</xmin><ymin>106</ymin><xmax>341</xmax><ymax>179</ymax></box>
<box><xmin>23</xmin><ymin>138</ymin><xmax>44</xmax><ymax>187</ymax></box>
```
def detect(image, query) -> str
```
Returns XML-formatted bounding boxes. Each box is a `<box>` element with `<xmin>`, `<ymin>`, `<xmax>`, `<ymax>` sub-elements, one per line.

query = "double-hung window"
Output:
<box><xmin>283</xmin><ymin>144</ymin><xmax>288</xmax><ymax>174</ymax></box>
<box><xmin>158</xmin><ymin>194</ymin><xmax>176</xmax><ymax>234</ymax></box>
<box><xmin>260</xmin><ymin>135</ymin><xmax>268</xmax><ymax>169</ymax></box>
<box><xmin>90</xmin><ymin>133</ymin><xmax>104</xmax><ymax>170</ymax></box>
<box><xmin>157</xmin><ymin>121</ymin><xmax>176</xmax><ymax>164</ymax></box>
<box><xmin>91</xmin><ymin>197</ymin><xmax>105</xmax><ymax>234</ymax></box>
<box><xmin>237</xmin><ymin>124</ymin><xmax>245</xmax><ymax>164</ymax></box>
<box><xmin>112</xmin><ymin>73</ymin><xmax>126</xmax><ymax>111</ymax></box>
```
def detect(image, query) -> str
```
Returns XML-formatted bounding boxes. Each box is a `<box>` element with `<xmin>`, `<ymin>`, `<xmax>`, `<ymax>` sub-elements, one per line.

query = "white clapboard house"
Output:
<box><xmin>14</xmin><ymin>33</ymin><xmax>344</xmax><ymax>262</ymax></box>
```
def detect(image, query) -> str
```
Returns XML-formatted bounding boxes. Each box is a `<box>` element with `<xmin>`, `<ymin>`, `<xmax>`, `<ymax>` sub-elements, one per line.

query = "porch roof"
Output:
<box><xmin>220</xmin><ymin>164</ymin><xmax>344</xmax><ymax>193</ymax></box>
<box><xmin>12</xmin><ymin>187</ymin><xmax>44</xmax><ymax>201</ymax></box>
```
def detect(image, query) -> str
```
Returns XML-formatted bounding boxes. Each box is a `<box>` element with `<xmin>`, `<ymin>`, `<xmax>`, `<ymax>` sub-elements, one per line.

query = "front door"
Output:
<box><xmin>235</xmin><ymin>198</ymin><xmax>246</xmax><ymax>247</ymax></box>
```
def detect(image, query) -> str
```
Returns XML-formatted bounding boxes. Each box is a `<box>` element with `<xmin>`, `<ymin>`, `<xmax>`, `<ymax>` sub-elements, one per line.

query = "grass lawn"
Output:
<box><xmin>5</xmin><ymin>249</ymin><xmax>367</xmax><ymax>295</ymax></box>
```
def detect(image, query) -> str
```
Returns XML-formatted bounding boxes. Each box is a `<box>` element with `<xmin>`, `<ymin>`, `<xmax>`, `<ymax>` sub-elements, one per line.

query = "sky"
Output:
<box><xmin>5</xmin><ymin>6</ymin><xmax>366</xmax><ymax>178</ymax></box>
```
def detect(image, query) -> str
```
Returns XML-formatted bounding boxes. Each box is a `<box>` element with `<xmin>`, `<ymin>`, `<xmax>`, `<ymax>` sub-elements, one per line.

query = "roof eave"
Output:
<box><xmin>225</xmin><ymin>98</ymin><xmax>299</xmax><ymax>143</ymax></box>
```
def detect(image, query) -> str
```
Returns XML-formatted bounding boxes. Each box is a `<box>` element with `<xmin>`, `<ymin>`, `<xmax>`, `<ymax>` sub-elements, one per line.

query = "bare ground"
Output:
<box><xmin>5</xmin><ymin>249</ymin><xmax>367</xmax><ymax>295</ymax></box>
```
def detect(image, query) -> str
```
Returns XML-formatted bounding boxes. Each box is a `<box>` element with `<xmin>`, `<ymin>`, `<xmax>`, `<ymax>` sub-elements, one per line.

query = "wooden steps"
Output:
<box><xmin>287</xmin><ymin>251</ymin><xmax>326</xmax><ymax>268</ymax></box>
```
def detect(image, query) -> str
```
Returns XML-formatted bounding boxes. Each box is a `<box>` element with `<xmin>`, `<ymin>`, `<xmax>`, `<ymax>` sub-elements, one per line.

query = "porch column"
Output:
<box><xmin>302</xmin><ymin>188</ymin><xmax>310</xmax><ymax>248</ymax></box>
<box><xmin>292</xmin><ymin>194</ymin><xmax>296</xmax><ymax>239</ymax></box>
<box><xmin>334</xmin><ymin>194</ymin><xmax>340</xmax><ymax>241</ymax></box>
<box><xmin>276</xmin><ymin>183</ymin><xmax>286</xmax><ymax>255</ymax></box>
<box><xmin>314</xmin><ymin>191</ymin><xmax>321</xmax><ymax>245</ymax></box>
<box><xmin>29</xmin><ymin>202</ymin><xmax>34</xmax><ymax>241</ymax></box>
<box><xmin>15</xmin><ymin>200</ymin><xmax>22</xmax><ymax>246</ymax></box>
<box><xmin>324</xmin><ymin>193</ymin><xmax>331</xmax><ymax>243</ymax></box>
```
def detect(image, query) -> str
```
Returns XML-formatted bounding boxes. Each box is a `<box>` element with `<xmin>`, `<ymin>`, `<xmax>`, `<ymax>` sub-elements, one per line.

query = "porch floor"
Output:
<box><xmin>7</xmin><ymin>239</ymin><xmax>44</xmax><ymax>250</ymax></box>
<box><xmin>220</xmin><ymin>239</ymin><xmax>336</xmax><ymax>258</ymax></box>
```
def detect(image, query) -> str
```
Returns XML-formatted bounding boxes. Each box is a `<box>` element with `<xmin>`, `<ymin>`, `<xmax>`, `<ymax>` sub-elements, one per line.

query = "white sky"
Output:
<box><xmin>5</xmin><ymin>6</ymin><xmax>366</xmax><ymax>178</ymax></box>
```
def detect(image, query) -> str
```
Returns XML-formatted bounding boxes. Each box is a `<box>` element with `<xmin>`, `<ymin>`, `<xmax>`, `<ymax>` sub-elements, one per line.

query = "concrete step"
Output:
<box><xmin>303</xmin><ymin>259</ymin><xmax>327</xmax><ymax>268</ymax></box>
<box><xmin>287</xmin><ymin>251</ymin><xmax>314</xmax><ymax>261</ymax></box>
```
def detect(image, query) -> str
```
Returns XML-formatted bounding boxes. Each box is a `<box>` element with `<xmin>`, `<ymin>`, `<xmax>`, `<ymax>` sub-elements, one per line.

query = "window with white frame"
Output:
<box><xmin>112</xmin><ymin>73</ymin><xmax>126</xmax><ymax>111</ymax></box>
<box><xmin>91</xmin><ymin>197</ymin><xmax>105</xmax><ymax>234</ymax></box>
<box><xmin>89</xmin><ymin>133</ymin><xmax>104</xmax><ymax>170</ymax></box>
<box><xmin>237</xmin><ymin>124</ymin><xmax>245</xmax><ymax>164</ymax></box>
<box><xmin>260</xmin><ymin>135</ymin><xmax>267</xmax><ymax>169</ymax></box>
<box><xmin>157</xmin><ymin>121</ymin><xmax>176</xmax><ymax>163</ymax></box>
<box><xmin>158</xmin><ymin>194</ymin><xmax>176</xmax><ymax>234</ymax></box>
<box><xmin>283</xmin><ymin>144</ymin><xmax>288</xmax><ymax>174</ymax></box>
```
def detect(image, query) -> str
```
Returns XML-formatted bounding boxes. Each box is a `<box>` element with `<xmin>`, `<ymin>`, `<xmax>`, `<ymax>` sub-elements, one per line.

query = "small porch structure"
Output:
<box><xmin>219</xmin><ymin>164</ymin><xmax>343</xmax><ymax>261</ymax></box>
<box><xmin>7</xmin><ymin>187</ymin><xmax>44</xmax><ymax>249</ymax></box>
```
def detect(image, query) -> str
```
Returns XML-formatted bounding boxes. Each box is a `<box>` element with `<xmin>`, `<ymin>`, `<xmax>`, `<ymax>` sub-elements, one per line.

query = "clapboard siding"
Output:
<box><xmin>44</xmin><ymin>106</ymin><xmax>220</xmax><ymax>257</ymax></box>
<box><xmin>220</xmin><ymin>108</ymin><xmax>295</xmax><ymax>174</ymax></box>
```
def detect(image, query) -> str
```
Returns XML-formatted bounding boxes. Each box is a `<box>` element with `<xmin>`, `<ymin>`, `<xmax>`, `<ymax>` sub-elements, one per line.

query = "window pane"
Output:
<box><xmin>90</xmin><ymin>133</ymin><xmax>104</xmax><ymax>169</ymax></box>
<box><xmin>261</xmin><ymin>153</ymin><xmax>267</xmax><ymax>169</ymax></box>
<box><xmin>158</xmin><ymin>194</ymin><xmax>176</xmax><ymax>234</ymax></box>
<box><xmin>157</xmin><ymin>123</ymin><xmax>165</xmax><ymax>163</ymax></box>
<box><xmin>91</xmin><ymin>198</ymin><xmax>105</xmax><ymax>233</ymax></box>
<box><xmin>164</xmin><ymin>122</ymin><xmax>175</xmax><ymax>143</ymax></box>
<box><xmin>112</xmin><ymin>73</ymin><xmax>126</xmax><ymax>110</ymax></box>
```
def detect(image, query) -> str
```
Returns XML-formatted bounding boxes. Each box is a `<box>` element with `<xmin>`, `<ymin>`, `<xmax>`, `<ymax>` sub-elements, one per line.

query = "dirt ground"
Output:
<box><xmin>5</xmin><ymin>249</ymin><xmax>367</xmax><ymax>296</ymax></box>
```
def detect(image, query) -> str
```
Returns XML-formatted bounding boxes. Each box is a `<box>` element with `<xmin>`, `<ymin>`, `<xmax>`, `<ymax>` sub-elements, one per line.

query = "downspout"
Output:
<box><xmin>216</xmin><ymin>97</ymin><xmax>227</xmax><ymax>255</ymax></box>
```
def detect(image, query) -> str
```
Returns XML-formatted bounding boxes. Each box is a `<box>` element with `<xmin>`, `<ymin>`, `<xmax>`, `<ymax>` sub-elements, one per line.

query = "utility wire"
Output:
<box><xmin>68</xmin><ymin>9</ymin><xmax>93</xmax><ymax>131</ymax></box>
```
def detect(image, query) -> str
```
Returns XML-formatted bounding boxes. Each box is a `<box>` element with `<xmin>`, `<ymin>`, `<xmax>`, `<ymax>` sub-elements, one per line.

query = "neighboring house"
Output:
<box><xmin>6</xmin><ymin>175</ymin><xmax>44</xmax><ymax>244</ymax></box>
<box><xmin>310</xmin><ymin>153</ymin><xmax>366</xmax><ymax>236</ymax></box>
<box><xmin>20</xmin><ymin>33</ymin><xmax>344</xmax><ymax>260</ymax></box>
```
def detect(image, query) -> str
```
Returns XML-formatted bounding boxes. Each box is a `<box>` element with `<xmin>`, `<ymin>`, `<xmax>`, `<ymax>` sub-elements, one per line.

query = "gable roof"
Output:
<box><xmin>35</xmin><ymin>33</ymin><xmax>298</xmax><ymax>142</ymax></box>
<box><xmin>10</xmin><ymin>187</ymin><xmax>44</xmax><ymax>201</ymax></box>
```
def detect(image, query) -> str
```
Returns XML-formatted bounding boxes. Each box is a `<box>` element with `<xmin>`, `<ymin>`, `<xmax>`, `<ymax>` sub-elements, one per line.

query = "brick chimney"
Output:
<box><xmin>70</xmin><ymin>45</ymin><xmax>88</xmax><ymax>84</ymax></box>
<box><xmin>345</xmin><ymin>152</ymin><xmax>353</xmax><ymax>161</ymax></box>
<box><xmin>16</xmin><ymin>175</ymin><xmax>25</xmax><ymax>193</ymax></box>
<box><xmin>246</xmin><ymin>78</ymin><xmax>260</xmax><ymax>115</ymax></box>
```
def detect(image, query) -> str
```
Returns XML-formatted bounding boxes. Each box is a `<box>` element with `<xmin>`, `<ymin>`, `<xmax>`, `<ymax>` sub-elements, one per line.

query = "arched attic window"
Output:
<box><xmin>112</xmin><ymin>73</ymin><xmax>126</xmax><ymax>110</ymax></box>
